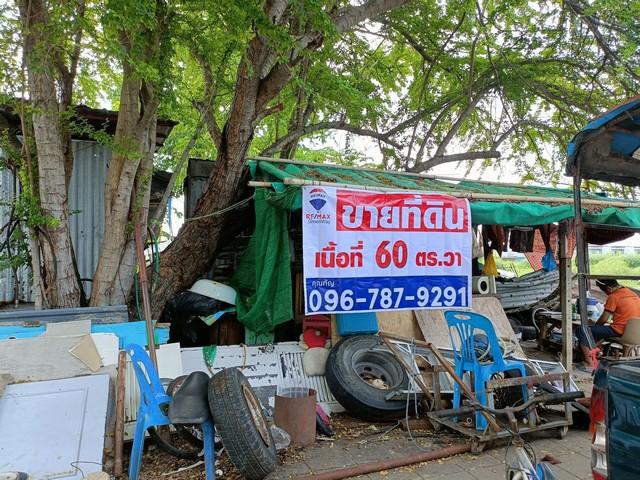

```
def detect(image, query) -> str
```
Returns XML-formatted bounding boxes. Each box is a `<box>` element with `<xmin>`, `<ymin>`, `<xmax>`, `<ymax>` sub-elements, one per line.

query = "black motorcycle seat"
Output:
<box><xmin>169</xmin><ymin>371</ymin><xmax>211</xmax><ymax>424</ymax></box>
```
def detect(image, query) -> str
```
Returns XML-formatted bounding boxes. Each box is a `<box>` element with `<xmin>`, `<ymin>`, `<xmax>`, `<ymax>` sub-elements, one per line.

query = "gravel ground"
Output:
<box><xmin>124</xmin><ymin>414</ymin><xmax>443</xmax><ymax>479</ymax></box>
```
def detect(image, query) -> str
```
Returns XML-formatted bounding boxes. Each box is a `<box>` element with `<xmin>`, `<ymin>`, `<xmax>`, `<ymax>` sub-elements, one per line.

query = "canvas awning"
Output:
<box><xmin>566</xmin><ymin>96</ymin><xmax>640</xmax><ymax>186</ymax></box>
<box><xmin>248</xmin><ymin>157</ymin><xmax>640</xmax><ymax>228</ymax></box>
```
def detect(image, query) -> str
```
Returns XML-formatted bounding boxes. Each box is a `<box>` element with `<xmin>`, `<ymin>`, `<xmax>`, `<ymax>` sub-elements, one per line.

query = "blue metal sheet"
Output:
<box><xmin>567</xmin><ymin>96</ymin><xmax>640</xmax><ymax>162</ymax></box>
<box><xmin>0</xmin><ymin>320</ymin><xmax>169</xmax><ymax>348</ymax></box>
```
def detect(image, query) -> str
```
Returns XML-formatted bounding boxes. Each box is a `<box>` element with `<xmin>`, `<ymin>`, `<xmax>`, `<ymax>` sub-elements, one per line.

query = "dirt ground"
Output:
<box><xmin>127</xmin><ymin>407</ymin><xmax>592</xmax><ymax>480</ymax></box>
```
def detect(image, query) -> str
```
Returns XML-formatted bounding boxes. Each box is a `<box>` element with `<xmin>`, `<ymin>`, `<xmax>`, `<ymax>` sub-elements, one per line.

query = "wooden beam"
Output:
<box><xmin>247</xmin><ymin>179</ymin><xmax>638</xmax><ymax>208</ymax></box>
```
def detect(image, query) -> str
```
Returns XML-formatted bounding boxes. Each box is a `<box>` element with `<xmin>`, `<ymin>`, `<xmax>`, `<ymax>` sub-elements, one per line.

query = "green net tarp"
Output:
<box><xmin>232</xmin><ymin>159</ymin><xmax>640</xmax><ymax>332</ymax></box>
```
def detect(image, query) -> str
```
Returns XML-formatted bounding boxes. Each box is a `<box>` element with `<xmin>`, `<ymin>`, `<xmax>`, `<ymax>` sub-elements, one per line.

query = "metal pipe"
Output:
<box><xmin>293</xmin><ymin>443</ymin><xmax>471</xmax><ymax>480</ymax></box>
<box><xmin>378</xmin><ymin>332</ymin><xmax>501</xmax><ymax>432</ymax></box>
<box><xmin>113</xmin><ymin>350</ymin><xmax>127</xmax><ymax>476</ymax></box>
<box><xmin>380</xmin><ymin>335</ymin><xmax>434</xmax><ymax>403</ymax></box>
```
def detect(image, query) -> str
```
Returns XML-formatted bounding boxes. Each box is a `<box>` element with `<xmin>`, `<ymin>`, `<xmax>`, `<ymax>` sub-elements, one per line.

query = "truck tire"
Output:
<box><xmin>326</xmin><ymin>335</ymin><xmax>413</xmax><ymax>421</ymax></box>
<box><xmin>208</xmin><ymin>368</ymin><xmax>277</xmax><ymax>480</ymax></box>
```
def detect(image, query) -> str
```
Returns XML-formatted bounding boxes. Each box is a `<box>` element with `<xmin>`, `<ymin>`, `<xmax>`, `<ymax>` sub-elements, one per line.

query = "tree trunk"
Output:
<box><xmin>115</xmin><ymin>121</ymin><xmax>157</xmax><ymax>308</ymax></box>
<box><xmin>90</xmin><ymin>68</ymin><xmax>150</xmax><ymax>306</ymax></box>
<box><xmin>151</xmin><ymin>0</ymin><xmax>412</xmax><ymax>318</ymax></box>
<box><xmin>18</xmin><ymin>0</ymin><xmax>82</xmax><ymax>308</ymax></box>
<box><xmin>151</xmin><ymin>55</ymin><xmax>260</xmax><ymax>318</ymax></box>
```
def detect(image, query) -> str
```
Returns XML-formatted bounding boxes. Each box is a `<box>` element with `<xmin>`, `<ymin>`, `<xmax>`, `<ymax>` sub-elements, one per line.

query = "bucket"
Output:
<box><xmin>274</xmin><ymin>387</ymin><xmax>316</xmax><ymax>446</ymax></box>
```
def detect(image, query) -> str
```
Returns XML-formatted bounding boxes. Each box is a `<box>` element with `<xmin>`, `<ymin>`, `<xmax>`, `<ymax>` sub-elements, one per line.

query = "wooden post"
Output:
<box><xmin>134</xmin><ymin>213</ymin><xmax>157</xmax><ymax>367</ymax></box>
<box><xmin>559</xmin><ymin>222</ymin><xmax>573</xmax><ymax>424</ymax></box>
<box><xmin>572</xmin><ymin>160</ymin><xmax>593</xmax><ymax>348</ymax></box>
<box><xmin>113</xmin><ymin>350</ymin><xmax>127</xmax><ymax>477</ymax></box>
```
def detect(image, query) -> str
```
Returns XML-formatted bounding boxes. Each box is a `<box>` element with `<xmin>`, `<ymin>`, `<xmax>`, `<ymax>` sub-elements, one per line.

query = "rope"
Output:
<box><xmin>185</xmin><ymin>195</ymin><xmax>254</xmax><ymax>222</ymax></box>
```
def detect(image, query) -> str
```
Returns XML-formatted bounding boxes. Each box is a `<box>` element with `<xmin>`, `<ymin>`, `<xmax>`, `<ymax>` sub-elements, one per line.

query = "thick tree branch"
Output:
<box><xmin>409</xmin><ymin>150</ymin><xmax>501</xmax><ymax>173</ymax></box>
<box><xmin>254</xmin><ymin>102</ymin><xmax>284</xmax><ymax>125</ymax></box>
<box><xmin>194</xmin><ymin>100</ymin><xmax>222</xmax><ymax>148</ymax></box>
<box><xmin>152</xmin><ymin>120</ymin><xmax>205</xmax><ymax>228</ymax></box>
<box><xmin>261</xmin><ymin>120</ymin><xmax>402</xmax><ymax>156</ymax></box>
<box><xmin>333</xmin><ymin>0</ymin><xmax>412</xmax><ymax>33</ymax></box>
<box><xmin>433</xmin><ymin>90</ymin><xmax>488</xmax><ymax>158</ymax></box>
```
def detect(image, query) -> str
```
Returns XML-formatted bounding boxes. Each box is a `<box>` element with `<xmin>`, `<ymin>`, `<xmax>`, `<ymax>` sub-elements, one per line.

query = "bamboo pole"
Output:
<box><xmin>248</xmin><ymin>156</ymin><xmax>550</xmax><ymax>189</ymax></box>
<box><xmin>247</xmin><ymin>179</ymin><xmax>637</xmax><ymax>208</ymax></box>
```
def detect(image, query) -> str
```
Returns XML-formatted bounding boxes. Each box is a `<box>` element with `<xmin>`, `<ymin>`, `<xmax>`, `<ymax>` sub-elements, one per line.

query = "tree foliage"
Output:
<box><xmin>0</xmin><ymin>0</ymin><xmax>637</xmax><ymax>309</ymax></box>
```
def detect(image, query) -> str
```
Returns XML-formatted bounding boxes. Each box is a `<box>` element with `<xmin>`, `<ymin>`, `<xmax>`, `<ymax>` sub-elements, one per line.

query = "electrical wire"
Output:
<box><xmin>184</xmin><ymin>195</ymin><xmax>254</xmax><ymax>222</ymax></box>
<box><xmin>69</xmin><ymin>460</ymin><xmax>103</xmax><ymax>479</ymax></box>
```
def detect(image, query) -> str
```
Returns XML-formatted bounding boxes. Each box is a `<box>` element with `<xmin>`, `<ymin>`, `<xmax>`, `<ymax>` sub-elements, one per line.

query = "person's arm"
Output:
<box><xmin>597</xmin><ymin>293</ymin><xmax>617</xmax><ymax>325</ymax></box>
<box><xmin>595</xmin><ymin>310</ymin><xmax>612</xmax><ymax>325</ymax></box>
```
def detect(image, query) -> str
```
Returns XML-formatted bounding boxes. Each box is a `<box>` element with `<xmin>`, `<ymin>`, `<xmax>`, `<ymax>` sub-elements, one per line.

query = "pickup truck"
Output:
<box><xmin>590</xmin><ymin>357</ymin><xmax>640</xmax><ymax>479</ymax></box>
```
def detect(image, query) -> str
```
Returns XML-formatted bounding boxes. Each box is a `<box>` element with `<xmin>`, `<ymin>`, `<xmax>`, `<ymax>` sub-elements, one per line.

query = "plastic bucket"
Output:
<box><xmin>274</xmin><ymin>387</ymin><xmax>316</xmax><ymax>447</ymax></box>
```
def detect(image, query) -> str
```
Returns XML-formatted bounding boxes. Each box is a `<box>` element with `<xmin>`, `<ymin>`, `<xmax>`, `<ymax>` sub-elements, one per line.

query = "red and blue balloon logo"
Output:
<box><xmin>308</xmin><ymin>188</ymin><xmax>327</xmax><ymax>211</ymax></box>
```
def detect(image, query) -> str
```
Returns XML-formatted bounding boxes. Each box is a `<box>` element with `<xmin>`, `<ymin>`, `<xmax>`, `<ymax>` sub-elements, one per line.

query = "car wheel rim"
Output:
<box><xmin>242</xmin><ymin>383</ymin><xmax>272</xmax><ymax>447</ymax></box>
<box><xmin>351</xmin><ymin>350</ymin><xmax>404</xmax><ymax>390</ymax></box>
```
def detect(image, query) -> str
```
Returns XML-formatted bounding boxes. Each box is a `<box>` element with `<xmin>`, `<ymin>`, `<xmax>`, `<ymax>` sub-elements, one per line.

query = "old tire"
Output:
<box><xmin>326</xmin><ymin>335</ymin><xmax>413</xmax><ymax>421</ymax></box>
<box><xmin>208</xmin><ymin>368</ymin><xmax>277</xmax><ymax>480</ymax></box>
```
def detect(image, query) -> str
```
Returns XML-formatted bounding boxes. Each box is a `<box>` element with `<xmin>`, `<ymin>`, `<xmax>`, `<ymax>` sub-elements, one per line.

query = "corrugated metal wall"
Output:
<box><xmin>0</xmin><ymin>140</ymin><xmax>110</xmax><ymax>302</ymax></box>
<box><xmin>68</xmin><ymin>140</ymin><xmax>110</xmax><ymax>291</ymax></box>
<box><xmin>0</xmin><ymin>166</ymin><xmax>33</xmax><ymax>303</ymax></box>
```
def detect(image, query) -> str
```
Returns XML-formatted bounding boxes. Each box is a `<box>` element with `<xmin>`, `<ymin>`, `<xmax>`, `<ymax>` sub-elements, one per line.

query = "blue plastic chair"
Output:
<box><xmin>444</xmin><ymin>311</ymin><xmax>528</xmax><ymax>431</ymax></box>
<box><xmin>126</xmin><ymin>344</ymin><xmax>216</xmax><ymax>480</ymax></box>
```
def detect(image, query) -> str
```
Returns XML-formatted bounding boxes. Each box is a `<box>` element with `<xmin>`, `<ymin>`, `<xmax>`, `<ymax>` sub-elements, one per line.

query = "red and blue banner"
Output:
<box><xmin>302</xmin><ymin>186</ymin><xmax>472</xmax><ymax>314</ymax></box>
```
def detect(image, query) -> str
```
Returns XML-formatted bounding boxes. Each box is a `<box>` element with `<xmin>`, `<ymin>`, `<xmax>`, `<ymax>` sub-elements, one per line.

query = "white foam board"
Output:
<box><xmin>0</xmin><ymin>375</ymin><xmax>110</xmax><ymax>479</ymax></box>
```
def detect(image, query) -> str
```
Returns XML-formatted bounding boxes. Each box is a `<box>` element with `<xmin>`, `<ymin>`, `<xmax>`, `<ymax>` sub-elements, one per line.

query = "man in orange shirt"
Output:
<box><xmin>578</xmin><ymin>278</ymin><xmax>640</xmax><ymax>370</ymax></box>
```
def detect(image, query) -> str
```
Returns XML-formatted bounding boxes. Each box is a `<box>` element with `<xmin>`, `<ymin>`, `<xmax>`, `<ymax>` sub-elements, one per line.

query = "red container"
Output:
<box><xmin>274</xmin><ymin>387</ymin><xmax>317</xmax><ymax>447</ymax></box>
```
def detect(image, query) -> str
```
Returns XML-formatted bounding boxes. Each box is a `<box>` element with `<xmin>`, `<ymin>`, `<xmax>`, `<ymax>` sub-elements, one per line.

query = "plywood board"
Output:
<box><xmin>0</xmin><ymin>333</ymin><xmax>119</xmax><ymax>382</ymax></box>
<box><xmin>377</xmin><ymin>310</ymin><xmax>424</xmax><ymax>340</ymax></box>
<box><xmin>0</xmin><ymin>375</ymin><xmax>109</xmax><ymax>479</ymax></box>
<box><xmin>69</xmin><ymin>335</ymin><xmax>102</xmax><ymax>371</ymax></box>
<box><xmin>415</xmin><ymin>295</ymin><xmax>525</xmax><ymax>358</ymax></box>
<box><xmin>44</xmin><ymin>319</ymin><xmax>91</xmax><ymax>336</ymax></box>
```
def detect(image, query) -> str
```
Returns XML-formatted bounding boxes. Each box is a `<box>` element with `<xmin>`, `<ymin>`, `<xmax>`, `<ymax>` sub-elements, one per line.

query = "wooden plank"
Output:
<box><xmin>376</xmin><ymin>310</ymin><xmax>424</xmax><ymax>340</ymax></box>
<box><xmin>0</xmin><ymin>333</ymin><xmax>119</xmax><ymax>382</ymax></box>
<box><xmin>414</xmin><ymin>296</ymin><xmax>525</xmax><ymax>358</ymax></box>
<box><xmin>0</xmin><ymin>305</ymin><xmax>129</xmax><ymax>325</ymax></box>
<box><xmin>330</xmin><ymin>314</ymin><xmax>341</xmax><ymax>346</ymax></box>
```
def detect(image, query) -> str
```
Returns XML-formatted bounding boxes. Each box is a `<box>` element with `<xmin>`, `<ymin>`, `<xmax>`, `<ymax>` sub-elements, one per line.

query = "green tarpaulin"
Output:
<box><xmin>230</xmin><ymin>188</ymin><xmax>293</xmax><ymax>334</ymax></box>
<box><xmin>231</xmin><ymin>158</ymin><xmax>640</xmax><ymax>333</ymax></box>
